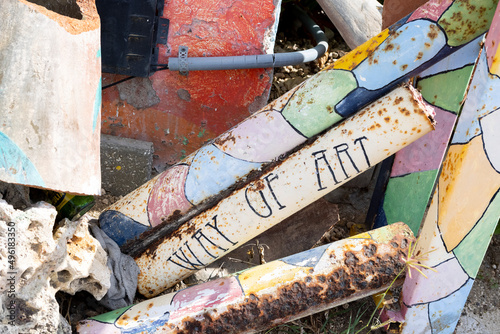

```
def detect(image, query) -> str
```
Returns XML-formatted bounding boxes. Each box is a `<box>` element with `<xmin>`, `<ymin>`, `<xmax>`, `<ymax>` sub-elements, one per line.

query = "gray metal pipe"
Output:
<box><xmin>168</xmin><ymin>7</ymin><xmax>328</xmax><ymax>72</ymax></box>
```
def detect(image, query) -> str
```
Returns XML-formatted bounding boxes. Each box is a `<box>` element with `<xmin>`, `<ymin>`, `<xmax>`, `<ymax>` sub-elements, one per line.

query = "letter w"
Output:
<box><xmin>168</xmin><ymin>241</ymin><xmax>205</xmax><ymax>270</ymax></box>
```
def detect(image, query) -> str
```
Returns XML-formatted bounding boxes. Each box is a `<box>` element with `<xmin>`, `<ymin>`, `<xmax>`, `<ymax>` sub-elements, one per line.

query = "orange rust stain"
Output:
<box><xmin>21</xmin><ymin>0</ymin><xmax>100</xmax><ymax>35</ymax></box>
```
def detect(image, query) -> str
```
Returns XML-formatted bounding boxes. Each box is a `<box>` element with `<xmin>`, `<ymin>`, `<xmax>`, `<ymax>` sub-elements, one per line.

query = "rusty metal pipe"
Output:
<box><xmin>133</xmin><ymin>85</ymin><xmax>434</xmax><ymax>297</ymax></box>
<box><xmin>77</xmin><ymin>222</ymin><xmax>414</xmax><ymax>334</ymax></box>
<box><xmin>98</xmin><ymin>0</ymin><xmax>497</xmax><ymax>249</ymax></box>
<box><xmin>382</xmin><ymin>6</ymin><xmax>500</xmax><ymax>332</ymax></box>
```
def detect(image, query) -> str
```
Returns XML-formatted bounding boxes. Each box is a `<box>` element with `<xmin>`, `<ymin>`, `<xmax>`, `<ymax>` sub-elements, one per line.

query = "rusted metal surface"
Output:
<box><xmin>0</xmin><ymin>0</ymin><xmax>101</xmax><ymax>194</ymax></box>
<box><xmin>98</xmin><ymin>0</ymin><xmax>498</xmax><ymax>248</ymax></box>
<box><xmin>77</xmin><ymin>222</ymin><xmax>414</xmax><ymax>334</ymax></box>
<box><xmin>368</xmin><ymin>34</ymin><xmax>484</xmax><ymax>235</ymax></box>
<box><xmin>383</xmin><ymin>6</ymin><xmax>500</xmax><ymax>333</ymax></box>
<box><xmin>100</xmin><ymin>0</ymin><xmax>281</xmax><ymax>169</ymax></box>
<box><xmin>128</xmin><ymin>85</ymin><xmax>434</xmax><ymax>297</ymax></box>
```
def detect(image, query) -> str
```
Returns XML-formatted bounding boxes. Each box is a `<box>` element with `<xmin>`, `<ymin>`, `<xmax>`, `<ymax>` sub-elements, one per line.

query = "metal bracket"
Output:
<box><xmin>178</xmin><ymin>45</ymin><xmax>189</xmax><ymax>76</ymax></box>
<box><xmin>156</xmin><ymin>18</ymin><xmax>169</xmax><ymax>45</ymax></box>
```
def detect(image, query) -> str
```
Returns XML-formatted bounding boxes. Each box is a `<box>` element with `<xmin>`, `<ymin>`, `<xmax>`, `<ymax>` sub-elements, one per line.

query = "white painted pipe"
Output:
<box><xmin>135</xmin><ymin>85</ymin><xmax>435</xmax><ymax>297</ymax></box>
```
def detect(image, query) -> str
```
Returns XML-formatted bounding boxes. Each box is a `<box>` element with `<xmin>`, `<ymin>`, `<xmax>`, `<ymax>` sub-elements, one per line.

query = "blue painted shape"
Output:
<box><xmin>452</xmin><ymin>51</ymin><xmax>500</xmax><ymax>144</ymax></box>
<box><xmin>93</xmin><ymin>78</ymin><xmax>102</xmax><ymax>133</ymax></box>
<box><xmin>372</xmin><ymin>200</ymin><xmax>388</xmax><ymax>229</ymax></box>
<box><xmin>352</xmin><ymin>20</ymin><xmax>446</xmax><ymax>91</ymax></box>
<box><xmin>121</xmin><ymin>312</ymin><xmax>170</xmax><ymax>334</ymax></box>
<box><xmin>335</xmin><ymin>85</ymin><xmax>393</xmax><ymax>117</ymax></box>
<box><xmin>417</xmin><ymin>34</ymin><xmax>483</xmax><ymax>79</ymax></box>
<box><xmin>99</xmin><ymin>210</ymin><xmax>150</xmax><ymax>246</ymax></box>
<box><xmin>428</xmin><ymin>278</ymin><xmax>474</xmax><ymax>334</ymax></box>
<box><xmin>184</xmin><ymin>144</ymin><xmax>263</xmax><ymax>205</ymax></box>
<box><xmin>0</xmin><ymin>131</ymin><xmax>45</xmax><ymax>187</ymax></box>
<box><xmin>281</xmin><ymin>243</ymin><xmax>328</xmax><ymax>268</ymax></box>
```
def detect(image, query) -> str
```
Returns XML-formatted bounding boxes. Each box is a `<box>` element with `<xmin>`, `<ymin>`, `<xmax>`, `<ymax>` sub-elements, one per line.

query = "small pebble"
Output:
<box><xmin>493</xmin><ymin>264</ymin><xmax>497</xmax><ymax>269</ymax></box>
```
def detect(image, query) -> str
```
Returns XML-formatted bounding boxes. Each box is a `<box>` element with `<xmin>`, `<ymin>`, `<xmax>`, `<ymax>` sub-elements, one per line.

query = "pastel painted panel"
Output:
<box><xmin>281</xmin><ymin>69</ymin><xmax>357</xmax><ymax>137</ymax></box>
<box><xmin>412</xmin><ymin>189</ymin><xmax>454</xmax><ymax>268</ymax></box>
<box><xmin>93</xmin><ymin>77</ymin><xmax>102</xmax><ymax>133</ymax></box>
<box><xmin>390</xmin><ymin>107</ymin><xmax>457</xmax><ymax>177</ymax></box>
<box><xmin>352</xmin><ymin>20</ymin><xmax>446</xmax><ymax>91</ymax></box>
<box><xmin>114</xmin><ymin>293</ymin><xmax>175</xmax><ymax>331</ymax></box>
<box><xmin>147</xmin><ymin>164</ymin><xmax>192</xmax><ymax>227</ymax></box>
<box><xmin>485</xmin><ymin>3</ymin><xmax>500</xmax><ymax>74</ymax></box>
<box><xmin>438</xmin><ymin>136</ymin><xmax>500</xmax><ymax>252</ymax></box>
<box><xmin>184</xmin><ymin>144</ymin><xmax>263</xmax><ymax>204</ymax></box>
<box><xmin>214</xmin><ymin>109</ymin><xmax>305</xmax><ymax>163</ymax></box>
<box><xmin>104</xmin><ymin>175</ymin><xmax>159</xmax><ymax>227</ymax></box>
<box><xmin>452</xmin><ymin>52</ymin><xmax>500</xmax><ymax>144</ymax></box>
<box><xmin>402</xmin><ymin>257</ymin><xmax>469</xmax><ymax>306</ymax></box>
<box><xmin>399</xmin><ymin>304</ymin><xmax>432</xmax><ymax>333</ymax></box>
<box><xmin>333</xmin><ymin>29</ymin><xmax>389</xmax><ymax>71</ymax></box>
<box><xmin>407</xmin><ymin>0</ymin><xmax>453</xmax><ymax>23</ymax></box>
<box><xmin>481</xmin><ymin>109</ymin><xmax>500</xmax><ymax>172</ymax></box>
<box><xmin>416</xmin><ymin>34</ymin><xmax>483</xmax><ymax>78</ymax></box>
<box><xmin>438</xmin><ymin>0</ymin><xmax>497</xmax><ymax>47</ymax></box>
<box><xmin>169</xmin><ymin>277</ymin><xmax>243</xmax><ymax>322</ymax></box>
<box><xmin>453</xmin><ymin>190</ymin><xmax>500</xmax><ymax>277</ymax></box>
<box><xmin>280</xmin><ymin>243</ymin><xmax>328</xmax><ymax>268</ymax></box>
<box><xmin>417</xmin><ymin>65</ymin><xmax>474</xmax><ymax>113</ymax></box>
<box><xmin>238</xmin><ymin>260</ymin><xmax>306</xmax><ymax>296</ymax></box>
<box><xmin>382</xmin><ymin>170</ymin><xmax>437</xmax><ymax>234</ymax></box>
<box><xmin>78</xmin><ymin>320</ymin><xmax>121</xmax><ymax>334</ymax></box>
<box><xmin>0</xmin><ymin>131</ymin><xmax>45</xmax><ymax>187</ymax></box>
<box><xmin>428</xmin><ymin>279</ymin><xmax>474</xmax><ymax>334</ymax></box>
<box><xmin>78</xmin><ymin>306</ymin><xmax>131</xmax><ymax>334</ymax></box>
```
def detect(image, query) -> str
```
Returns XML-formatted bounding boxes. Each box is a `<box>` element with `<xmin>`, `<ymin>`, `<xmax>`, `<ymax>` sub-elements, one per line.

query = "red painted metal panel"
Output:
<box><xmin>101</xmin><ymin>0</ymin><xmax>279</xmax><ymax>169</ymax></box>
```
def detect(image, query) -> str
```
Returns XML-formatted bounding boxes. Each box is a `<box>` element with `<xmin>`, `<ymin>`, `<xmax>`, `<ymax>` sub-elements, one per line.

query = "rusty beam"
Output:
<box><xmin>131</xmin><ymin>84</ymin><xmax>434</xmax><ymax>297</ymax></box>
<box><xmin>77</xmin><ymin>222</ymin><xmax>414</xmax><ymax>334</ymax></box>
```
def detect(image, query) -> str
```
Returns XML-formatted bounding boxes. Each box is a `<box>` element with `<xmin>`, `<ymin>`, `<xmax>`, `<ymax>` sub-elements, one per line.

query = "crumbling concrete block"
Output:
<box><xmin>100</xmin><ymin>134</ymin><xmax>154</xmax><ymax>196</ymax></box>
<box><xmin>0</xmin><ymin>200</ymin><xmax>110</xmax><ymax>333</ymax></box>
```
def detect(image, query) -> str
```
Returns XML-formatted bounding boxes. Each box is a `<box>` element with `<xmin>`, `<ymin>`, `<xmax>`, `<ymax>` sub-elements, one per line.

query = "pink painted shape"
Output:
<box><xmin>214</xmin><ymin>109</ymin><xmax>305</xmax><ymax>163</ymax></box>
<box><xmin>407</xmin><ymin>0</ymin><xmax>453</xmax><ymax>23</ymax></box>
<box><xmin>169</xmin><ymin>276</ymin><xmax>243</xmax><ymax>322</ymax></box>
<box><xmin>381</xmin><ymin>309</ymin><xmax>405</xmax><ymax>324</ymax></box>
<box><xmin>78</xmin><ymin>320</ymin><xmax>121</xmax><ymax>334</ymax></box>
<box><xmin>402</xmin><ymin>257</ymin><xmax>468</xmax><ymax>306</ymax></box>
<box><xmin>147</xmin><ymin>164</ymin><xmax>192</xmax><ymax>227</ymax></box>
<box><xmin>390</xmin><ymin>106</ymin><xmax>456</xmax><ymax>177</ymax></box>
<box><xmin>485</xmin><ymin>5</ymin><xmax>500</xmax><ymax>72</ymax></box>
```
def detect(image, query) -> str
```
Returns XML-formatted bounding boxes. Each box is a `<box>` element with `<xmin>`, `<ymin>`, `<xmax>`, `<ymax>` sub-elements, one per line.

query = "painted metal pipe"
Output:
<box><xmin>381</xmin><ymin>7</ymin><xmax>500</xmax><ymax>333</ymax></box>
<box><xmin>77</xmin><ymin>222</ymin><xmax>415</xmax><ymax>334</ymax></box>
<box><xmin>98</xmin><ymin>0</ymin><xmax>498</xmax><ymax>248</ymax></box>
<box><xmin>132</xmin><ymin>85</ymin><xmax>434</xmax><ymax>297</ymax></box>
<box><xmin>368</xmin><ymin>34</ymin><xmax>484</xmax><ymax>235</ymax></box>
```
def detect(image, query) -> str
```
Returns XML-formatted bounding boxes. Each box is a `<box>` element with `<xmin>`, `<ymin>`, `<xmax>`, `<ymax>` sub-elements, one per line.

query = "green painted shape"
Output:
<box><xmin>453</xmin><ymin>190</ymin><xmax>500</xmax><ymax>278</ymax></box>
<box><xmin>384</xmin><ymin>170</ymin><xmax>438</xmax><ymax>235</ymax></box>
<box><xmin>90</xmin><ymin>305</ymin><xmax>132</xmax><ymax>323</ymax></box>
<box><xmin>417</xmin><ymin>65</ymin><xmax>474</xmax><ymax>114</ymax></box>
<box><xmin>438</xmin><ymin>0</ymin><xmax>497</xmax><ymax>47</ymax></box>
<box><xmin>281</xmin><ymin>69</ymin><xmax>357</xmax><ymax>138</ymax></box>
